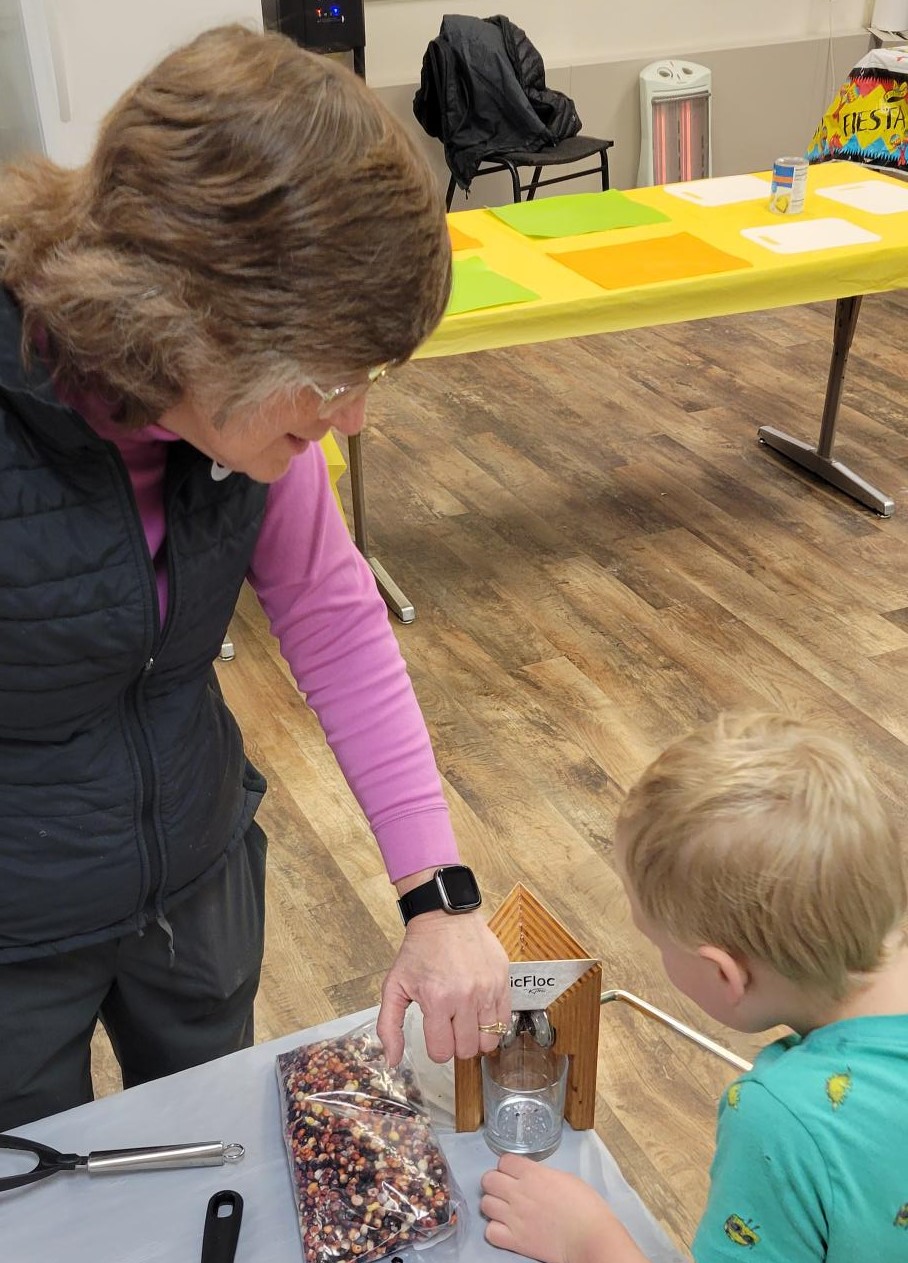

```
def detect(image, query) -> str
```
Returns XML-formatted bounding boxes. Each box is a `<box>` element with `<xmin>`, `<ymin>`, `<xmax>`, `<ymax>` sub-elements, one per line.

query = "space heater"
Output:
<box><xmin>637</xmin><ymin>60</ymin><xmax>712</xmax><ymax>186</ymax></box>
<box><xmin>871</xmin><ymin>0</ymin><xmax>908</xmax><ymax>32</ymax></box>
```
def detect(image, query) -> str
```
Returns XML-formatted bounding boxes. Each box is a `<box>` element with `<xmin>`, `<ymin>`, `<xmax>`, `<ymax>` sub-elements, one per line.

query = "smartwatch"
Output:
<box><xmin>397</xmin><ymin>864</ymin><xmax>482</xmax><ymax>926</ymax></box>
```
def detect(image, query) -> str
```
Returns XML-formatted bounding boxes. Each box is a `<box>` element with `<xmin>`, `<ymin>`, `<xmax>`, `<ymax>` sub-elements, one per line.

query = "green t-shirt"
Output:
<box><xmin>693</xmin><ymin>1014</ymin><xmax>908</xmax><ymax>1261</ymax></box>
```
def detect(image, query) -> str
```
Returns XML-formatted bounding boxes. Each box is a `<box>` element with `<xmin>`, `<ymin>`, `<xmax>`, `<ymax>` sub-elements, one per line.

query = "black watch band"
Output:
<box><xmin>397</xmin><ymin>864</ymin><xmax>482</xmax><ymax>926</ymax></box>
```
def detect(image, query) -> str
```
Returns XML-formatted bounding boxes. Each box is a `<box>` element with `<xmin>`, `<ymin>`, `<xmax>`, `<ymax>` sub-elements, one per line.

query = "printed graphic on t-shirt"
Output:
<box><xmin>727</xmin><ymin>1083</ymin><xmax>742</xmax><ymax>1110</ymax></box>
<box><xmin>894</xmin><ymin>1202</ymin><xmax>908</xmax><ymax>1229</ymax></box>
<box><xmin>825</xmin><ymin>1070</ymin><xmax>852</xmax><ymax>1110</ymax></box>
<box><xmin>723</xmin><ymin>1215</ymin><xmax>760</xmax><ymax>1248</ymax></box>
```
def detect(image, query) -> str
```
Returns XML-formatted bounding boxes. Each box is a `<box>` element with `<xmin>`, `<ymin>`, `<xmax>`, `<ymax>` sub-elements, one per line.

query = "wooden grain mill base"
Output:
<box><xmin>455</xmin><ymin>883</ymin><xmax>602</xmax><ymax>1131</ymax></box>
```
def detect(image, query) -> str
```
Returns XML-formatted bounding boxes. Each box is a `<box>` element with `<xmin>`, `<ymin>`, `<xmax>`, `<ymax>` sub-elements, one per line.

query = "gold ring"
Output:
<box><xmin>478</xmin><ymin>1021</ymin><xmax>509</xmax><ymax>1036</ymax></box>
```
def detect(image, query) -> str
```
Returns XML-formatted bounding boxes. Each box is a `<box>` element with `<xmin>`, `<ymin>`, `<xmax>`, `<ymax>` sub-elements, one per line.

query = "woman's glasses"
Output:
<box><xmin>310</xmin><ymin>363</ymin><xmax>393</xmax><ymax>420</ymax></box>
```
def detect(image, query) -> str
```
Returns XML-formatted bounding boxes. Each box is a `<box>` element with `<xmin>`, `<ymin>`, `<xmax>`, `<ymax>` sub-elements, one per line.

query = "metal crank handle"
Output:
<box><xmin>85</xmin><ymin>1141</ymin><xmax>245</xmax><ymax>1176</ymax></box>
<box><xmin>601</xmin><ymin>989</ymin><xmax>753</xmax><ymax>1074</ymax></box>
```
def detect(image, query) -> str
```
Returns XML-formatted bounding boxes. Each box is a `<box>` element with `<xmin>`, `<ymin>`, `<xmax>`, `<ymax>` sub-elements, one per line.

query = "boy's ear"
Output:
<box><xmin>696</xmin><ymin>945</ymin><xmax>751</xmax><ymax>1006</ymax></box>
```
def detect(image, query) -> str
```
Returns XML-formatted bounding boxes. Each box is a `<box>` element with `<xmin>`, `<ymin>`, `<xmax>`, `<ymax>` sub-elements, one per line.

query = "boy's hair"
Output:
<box><xmin>618</xmin><ymin>712</ymin><xmax>906</xmax><ymax>998</ymax></box>
<box><xmin>0</xmin><ymin>24</ymin><xmax>451</xmax><ymax>426</ymax></box>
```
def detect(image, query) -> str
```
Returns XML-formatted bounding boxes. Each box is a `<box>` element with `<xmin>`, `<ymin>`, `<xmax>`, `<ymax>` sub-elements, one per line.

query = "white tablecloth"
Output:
<box><xmin>0</xmin><ymin>1010</ymin><xmax>686</xmax><ymax>1263</ymax></box>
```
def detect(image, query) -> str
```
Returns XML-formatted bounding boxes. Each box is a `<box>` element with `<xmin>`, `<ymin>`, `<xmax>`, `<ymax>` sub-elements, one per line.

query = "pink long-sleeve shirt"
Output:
<box><xmin>74</xmin><ymin>403</ymin><xmax>459</xmax><ymax>883</ymax></box>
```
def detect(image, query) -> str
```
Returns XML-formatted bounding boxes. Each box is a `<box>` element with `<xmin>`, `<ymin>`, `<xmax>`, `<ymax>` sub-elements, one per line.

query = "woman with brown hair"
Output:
<box><xmin>0</xmin><ymin>23</ymin><xmax>509</xmax><ymax>1130</ymax></box>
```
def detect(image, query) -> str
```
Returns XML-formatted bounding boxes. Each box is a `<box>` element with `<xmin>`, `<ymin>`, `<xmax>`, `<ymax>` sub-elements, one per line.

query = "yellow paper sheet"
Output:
<box><xmin>551</xmin><ymin>232</ymin><xmax>752</xmax><ymax>290</ymax></box>
<box><xmin>449</xmin><ymin>225</ymin><xmax>482</xmax><ymax>252</ymax></box>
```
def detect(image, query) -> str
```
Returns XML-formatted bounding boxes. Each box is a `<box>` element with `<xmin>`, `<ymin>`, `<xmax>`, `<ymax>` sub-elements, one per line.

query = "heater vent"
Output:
<box><xmin>638</xmin><ymin>60</ymin><xmax>712</xmax><ymax>186</ymax></box>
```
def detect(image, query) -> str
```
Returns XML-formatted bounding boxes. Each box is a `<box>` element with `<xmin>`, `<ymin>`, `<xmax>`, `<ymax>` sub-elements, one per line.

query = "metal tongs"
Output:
<box><xmin>0</xmin><ymin>1134</ymin><xmax>245</xmax><ymax>1192</ymax></box>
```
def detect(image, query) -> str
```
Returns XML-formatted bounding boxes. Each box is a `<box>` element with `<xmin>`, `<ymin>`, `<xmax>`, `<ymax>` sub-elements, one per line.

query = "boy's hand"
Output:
<box><xmin>480</xmin><ymin>1154</ymin><xmax>651</xmax><ymax>1263</ymax></box>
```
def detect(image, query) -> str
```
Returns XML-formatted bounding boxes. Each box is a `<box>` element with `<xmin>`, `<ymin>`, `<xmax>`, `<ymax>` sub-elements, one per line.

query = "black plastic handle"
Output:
<box><xmin>201</xmin><ymin>1189</ymin><xmax>244</xmax><ymax>1263</ymax></box>
<box><xmin>0</xmin><ymin>1134</ymin><xmax>80</xmax><ymax>1192</ymax></box>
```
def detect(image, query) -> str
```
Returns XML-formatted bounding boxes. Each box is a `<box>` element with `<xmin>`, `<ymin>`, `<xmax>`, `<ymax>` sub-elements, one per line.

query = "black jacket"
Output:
<box><xmin>0</xmin><ymin>287</ymin><xmax>268</xmax><ymax>962</ymax></box>
<box><xmin>413</xmin><ymin>14</ymin><xmax>581</xmax><ymax>190</ymax></box>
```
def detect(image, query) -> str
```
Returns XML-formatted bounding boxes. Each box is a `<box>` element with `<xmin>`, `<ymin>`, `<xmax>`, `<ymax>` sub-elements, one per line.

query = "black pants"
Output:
<box><xmin>0</xmin><ymin>822</ymin><xmax>267</xmax><ymax>1132</ymax></box>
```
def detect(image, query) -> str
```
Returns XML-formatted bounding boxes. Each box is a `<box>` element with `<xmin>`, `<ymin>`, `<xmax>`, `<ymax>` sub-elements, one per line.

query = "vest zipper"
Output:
<box><xmin>103</xmin><ymin>445</ymin><xmax>168</xmax><ymax>924</ymax></box>
<box><xmin>126</xmin><ymin>671</ymin><xmax>162</xmax><ymax>916</ymax></box>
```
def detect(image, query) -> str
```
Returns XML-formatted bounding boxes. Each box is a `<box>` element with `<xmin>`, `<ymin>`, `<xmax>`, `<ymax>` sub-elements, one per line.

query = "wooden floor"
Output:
<box><xmin>93</xmin><ymin>294</ymin><xmax>908</xmax><ymax>1255</ymax></box>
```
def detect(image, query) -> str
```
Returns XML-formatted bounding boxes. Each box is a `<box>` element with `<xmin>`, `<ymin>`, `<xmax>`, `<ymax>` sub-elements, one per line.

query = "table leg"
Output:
<box><xmin>757</xmin><ymin>295</ymin><xmax>895</xmax><ymax>517</ymax></box>
<box><xmin>347</xmin><ymin>432</ymin><xmax>416</xmax><ymax>623</ymax></box>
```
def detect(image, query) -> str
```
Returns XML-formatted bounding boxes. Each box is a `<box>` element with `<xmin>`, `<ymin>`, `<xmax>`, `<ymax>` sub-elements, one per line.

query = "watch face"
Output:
<box><xmin>436</xmin><ymin>864</ymin><xmax>482</xmax><ymax>912</ymax></box>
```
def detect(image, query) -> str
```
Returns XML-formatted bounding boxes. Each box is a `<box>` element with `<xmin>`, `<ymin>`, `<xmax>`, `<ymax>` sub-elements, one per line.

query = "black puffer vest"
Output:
<box><xmin>0</xmin><ymin>288</ymin><xmax>269</xmax><ymax>961</ymax></box>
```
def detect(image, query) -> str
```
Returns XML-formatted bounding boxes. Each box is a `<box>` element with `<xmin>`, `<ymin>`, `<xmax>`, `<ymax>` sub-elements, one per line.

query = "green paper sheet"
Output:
<box><xmin>447</xmin><ymin>256</ymin><xmax>539</xmax><ymax>316</ymax></box>
<box><xmin>489</xmin><ymin>191</ymin><xmax>670</xmax><ymax>238</ymax></box>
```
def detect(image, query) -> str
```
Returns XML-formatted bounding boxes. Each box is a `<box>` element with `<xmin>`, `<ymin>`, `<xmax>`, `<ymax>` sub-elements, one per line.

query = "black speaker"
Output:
<box><xmin>262</xmin><ymin>0</ymin><xmax>365</xmax><ymax>55</ymax></box>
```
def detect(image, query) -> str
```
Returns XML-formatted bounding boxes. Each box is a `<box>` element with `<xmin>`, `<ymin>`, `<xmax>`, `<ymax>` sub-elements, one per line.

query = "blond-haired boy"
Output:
<box><xmin>481</xmin><ymin>712</ymin><xmax>908</xmax><ymax>1262</ymax></box>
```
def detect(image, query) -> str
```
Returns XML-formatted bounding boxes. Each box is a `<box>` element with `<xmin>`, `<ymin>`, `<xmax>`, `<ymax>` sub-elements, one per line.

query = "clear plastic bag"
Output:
<box><xmin>276</xmin><ymin>1021</ymin><xmax>460</xmax><ymax>1263</ymax></box>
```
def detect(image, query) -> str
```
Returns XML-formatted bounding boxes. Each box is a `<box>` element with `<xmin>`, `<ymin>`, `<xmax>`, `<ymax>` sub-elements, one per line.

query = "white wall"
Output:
<box><xmin>364</xmin><ymin>0</ymin><xmax>872</xmax><ymax>87</ymax></box>
<box><xmin>37</xmin><ymin>0</ymin><xmax>265</xmax><ymax>129</ymax></box>
<box><xmin>3</xmin><ymin>0</ymin><xmax>264</xmax><ymax>165</ymax></box>
<box><xmin>0</xmin><ymin>0</ymin><xmax>44</xmax><ymax>157</ymax></box>
<box><xmin>0</xmin><ymin>1</ymin><xmax>878</xmax><ymax>180</ymax></box>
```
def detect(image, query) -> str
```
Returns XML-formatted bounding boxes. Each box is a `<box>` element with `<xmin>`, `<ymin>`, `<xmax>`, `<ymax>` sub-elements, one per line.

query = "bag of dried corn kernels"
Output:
<box><xmin>276</xmin><ymin>1021</ymin><xmax>460</xmax><ymax>1263</ymax></box>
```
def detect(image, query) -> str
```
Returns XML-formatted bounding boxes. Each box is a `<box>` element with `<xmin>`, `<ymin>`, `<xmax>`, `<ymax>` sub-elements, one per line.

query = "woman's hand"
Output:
<box><xmin>481</xmin><ymin>1154</ymin><xmax>651</xmax><ymax>1263</ymax></box>
<box><xmin>376</xmin><ymin>907</ymin><xmax>510</xmax><ymax>1066</ymax></box>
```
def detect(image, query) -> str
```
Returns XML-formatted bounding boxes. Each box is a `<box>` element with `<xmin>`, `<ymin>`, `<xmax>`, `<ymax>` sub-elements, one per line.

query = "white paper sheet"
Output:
<box><xmin>816</xmin><ymin>180</ymin><xmax>908</xmax><ymax>215</ymax></box>
<box><xmin>740</xmin><ymin>218</ymin><xmax>881</xmax><ymax>254</ymax></box>
<box><xmin>664</xmin><ymin>174</ymin><xmax>773</xmax><ymax>206</ymax></box>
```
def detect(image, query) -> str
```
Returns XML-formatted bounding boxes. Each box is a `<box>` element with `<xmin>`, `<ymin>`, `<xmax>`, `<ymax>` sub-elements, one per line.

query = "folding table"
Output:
<box><xmin>0</xmin><ymin>1009</ymin><xmax>686</xmax><ymax>1263</ymax></box>
<box><xmin>353</xmin><ymin>163</ymin><xmax>908</xmax><ymax>620</ymax></box>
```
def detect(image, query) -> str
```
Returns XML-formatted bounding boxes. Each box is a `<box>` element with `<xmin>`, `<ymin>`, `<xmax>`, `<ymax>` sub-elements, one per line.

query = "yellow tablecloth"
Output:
<box><xmin>320</xmin><ymin>432</ymin><xmax>347</xmax><ymax>510</ymax></box>
<box><xmin>421</xmin><ymin>162</ymin><xmax>908</xmax><ymax>359</ymax></box>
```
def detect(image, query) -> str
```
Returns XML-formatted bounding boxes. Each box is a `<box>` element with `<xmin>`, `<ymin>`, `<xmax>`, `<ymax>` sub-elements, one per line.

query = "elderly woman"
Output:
<box><xmin>0</xmin><ymin>23</ymin><xmax>509</xmax><ymax>1130</ymax></box>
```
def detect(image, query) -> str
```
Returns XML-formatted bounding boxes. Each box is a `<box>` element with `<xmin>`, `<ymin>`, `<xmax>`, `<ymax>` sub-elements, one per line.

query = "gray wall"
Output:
<box><xmin>376</xmin><ymin>33</ymin><xmax>872</xmax><ymax>206</ymax></box>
